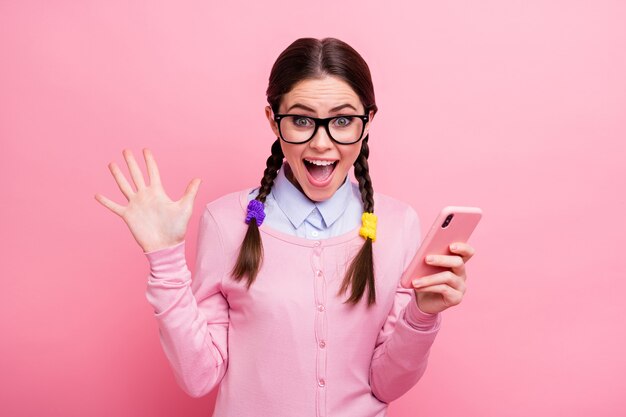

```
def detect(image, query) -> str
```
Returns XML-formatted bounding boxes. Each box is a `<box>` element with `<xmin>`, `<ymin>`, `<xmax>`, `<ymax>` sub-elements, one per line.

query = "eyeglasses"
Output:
<box><xmin>274</xmin><ymin>114</ymin><xmax>370</xmax><ymax>145</ymax></box>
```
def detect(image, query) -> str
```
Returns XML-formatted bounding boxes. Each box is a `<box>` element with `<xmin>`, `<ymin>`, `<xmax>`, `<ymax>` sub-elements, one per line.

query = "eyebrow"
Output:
<box><xmin>285</xmin><ymin>103</ymin><xmax>358</xmax><ymax>113</ymax></box>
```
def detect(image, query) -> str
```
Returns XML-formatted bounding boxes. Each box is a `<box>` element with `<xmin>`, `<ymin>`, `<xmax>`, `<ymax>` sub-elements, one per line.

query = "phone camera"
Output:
<box><xmin>441</xmin><ymin>214</ymin><xmax>454</xmax><ymax>228</ymax></box>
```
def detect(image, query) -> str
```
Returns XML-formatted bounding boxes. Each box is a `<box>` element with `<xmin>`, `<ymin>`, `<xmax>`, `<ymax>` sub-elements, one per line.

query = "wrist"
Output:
<box><xmin>143</xmin><ymin>239</ymin><xmax>185</xmax><ymax>254</ymax></box>
<box><xmin>405</xmin><ymin>291</ymin><xmax>440</xmax><ymax>330</ymax></box>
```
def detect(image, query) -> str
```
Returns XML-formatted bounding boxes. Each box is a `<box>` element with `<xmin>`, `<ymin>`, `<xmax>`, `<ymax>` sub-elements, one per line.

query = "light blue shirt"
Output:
<box><xmin>247</xmin><ymin>162</ymin><xmax>363</xmax><ymax>239</ymax></box>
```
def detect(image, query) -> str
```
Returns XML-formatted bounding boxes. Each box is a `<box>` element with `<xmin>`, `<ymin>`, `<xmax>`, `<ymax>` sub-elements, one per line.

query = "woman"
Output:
<box><xmin>95</xmin><ymin>37</ymin><xmax>474</xmax><ymax>417</ymax></box>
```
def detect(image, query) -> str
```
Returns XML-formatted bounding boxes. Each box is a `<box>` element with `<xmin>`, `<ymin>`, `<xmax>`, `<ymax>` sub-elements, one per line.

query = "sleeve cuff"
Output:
<box><xmin>144</xmin><ymin>240</ymin><xmax>189</xmax><ymax>280</ymax></box>
<box><xmin>404</xmin><ymin>291</ymin><xmax>441</xmax><ymax>331</ymax></box>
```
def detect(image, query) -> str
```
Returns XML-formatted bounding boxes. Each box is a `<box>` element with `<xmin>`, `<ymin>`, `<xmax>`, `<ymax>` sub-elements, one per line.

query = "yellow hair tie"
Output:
<box><xmin>359</xmin><ymin>212</ymin><xmax>378</xmax><ymax>241</ymax></box>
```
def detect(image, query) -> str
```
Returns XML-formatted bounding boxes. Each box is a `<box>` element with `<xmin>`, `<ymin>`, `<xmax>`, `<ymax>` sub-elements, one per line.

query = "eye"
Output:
<box><xmin>293</xmin><ymin>116</ymin><xmax>313</xmax><ymax>127</ymax></box>
<box><xmin>333</xmin><ymin>116</ymin><xmax>352</xmax><ymax>127</ymax></box>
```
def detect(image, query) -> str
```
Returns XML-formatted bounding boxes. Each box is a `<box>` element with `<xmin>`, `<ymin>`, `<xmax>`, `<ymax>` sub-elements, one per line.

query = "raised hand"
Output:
<box><xmin>94</xmin><ymin>148</ymin><xmax>201</xmax><ymax>253</ymax></box>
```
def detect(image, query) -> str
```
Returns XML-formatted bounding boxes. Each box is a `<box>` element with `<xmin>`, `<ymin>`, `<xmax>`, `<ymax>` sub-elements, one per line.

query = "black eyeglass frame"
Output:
<box><xmin>273</xmin><ymin>113</ymin><xmax>370</xmax><ymax>145</ymax></box>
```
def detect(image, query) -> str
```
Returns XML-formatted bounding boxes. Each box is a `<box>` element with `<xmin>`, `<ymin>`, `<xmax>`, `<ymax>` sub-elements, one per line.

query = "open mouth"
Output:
<box><xmin>303</xmin><ymin>159</ymin><xmax>338</xmax><ymax>184</ymax></box>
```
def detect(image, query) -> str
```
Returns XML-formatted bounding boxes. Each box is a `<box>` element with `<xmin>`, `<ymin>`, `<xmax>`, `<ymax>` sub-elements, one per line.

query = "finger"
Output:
<box><xmin>180</xmin><ymin>178</ymin><xmax>201</xmax><ymax>205</ymax></box>
<box><xmin>424</xmin><ymin>255</ymin><xmax>465</xmax><ymax>279</ymax></box>
<box><xmin>123</xmin><ymin>149</ymin><xmax>146</xmax><ymax>190</ymax></box>
<box><xmin>94</xmin><ymin>193</ymin><xmax>125</xmax><ymax>217</ymax></box>
<box><xmin>414</xmin><ymin>284</ymin><xmax>464</xmax><ymax>307</ymax></box>
<box><xmin>108</xmin><ymin>162</ymin><xmax>135</xmax><ymax>200</ymax></box>
<box><xmin>425</xmin><ymin>254</ymin><xmax>466</xmax><ymax>277</ymax></box>
<box><xmin>412</xmin><ymin>270</ymin><xmax>466</xmax><ymax>292</ymax></box>
<box><xmin>143</xmin><ymin>148</ymin><xmax>162</xmax><ymax>187</ymax></box>
<box><xmin>449</xmin><ymin>242</ymin><xmax>475</xmax><ymax>263</ymax></box>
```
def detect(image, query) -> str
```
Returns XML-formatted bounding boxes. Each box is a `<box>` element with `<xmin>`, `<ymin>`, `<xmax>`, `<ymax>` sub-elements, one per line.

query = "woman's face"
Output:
<box><xmin>265</xmin><ymin>75</ymin><xmax>374</xmax><ymax>202</ymax></box>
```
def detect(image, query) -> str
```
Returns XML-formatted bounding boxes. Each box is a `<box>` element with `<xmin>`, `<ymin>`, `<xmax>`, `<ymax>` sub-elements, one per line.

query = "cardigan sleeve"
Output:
<box><xmin>369</xmin><ymin>206</ymin><xmax>442</xmax><ymax>404</ymax></box>
<box><xmin>144</xmin><ymin>206</ymin><xmax>229</xmax><ymax>398</ymax></box>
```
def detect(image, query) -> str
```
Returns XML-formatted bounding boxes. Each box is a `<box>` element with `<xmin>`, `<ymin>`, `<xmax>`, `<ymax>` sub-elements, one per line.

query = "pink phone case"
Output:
<box><xmin>400</xmin><ymin>206</ymin><xmax>482</xmax><ymax>289</ymax></box>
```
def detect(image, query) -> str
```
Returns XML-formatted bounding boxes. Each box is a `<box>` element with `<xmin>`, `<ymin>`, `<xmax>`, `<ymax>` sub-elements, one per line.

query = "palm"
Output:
<box><xmin>415</xmin><ymin>290</ymin><xmax>448</xmax><ymax>315</ymax></box>
<box><xmin>122</xmin><ymin>184</ymin><xmax>191</xmax><ymax>252</ymax></box>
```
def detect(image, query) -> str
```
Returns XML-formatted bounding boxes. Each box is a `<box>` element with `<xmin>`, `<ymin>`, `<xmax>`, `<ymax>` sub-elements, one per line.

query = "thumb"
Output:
<box><xmin>181</xmin><ymin>178</ymin><xmax>201</xmax><ymax>206</ymax></box>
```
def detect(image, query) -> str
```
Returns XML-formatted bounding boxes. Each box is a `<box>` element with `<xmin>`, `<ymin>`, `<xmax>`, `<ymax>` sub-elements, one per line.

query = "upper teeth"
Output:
<box><xmin>305</xmin><ymin>159</ymin><xmax>335</xmax><ymax>166</ymax></box>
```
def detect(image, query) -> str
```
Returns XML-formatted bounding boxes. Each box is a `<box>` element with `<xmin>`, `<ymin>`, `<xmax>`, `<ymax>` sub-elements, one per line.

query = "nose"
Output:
<box><xmin>308</xmin><ymin>125</ymin><xmax>334</xmax><ymax>151</ymax></box>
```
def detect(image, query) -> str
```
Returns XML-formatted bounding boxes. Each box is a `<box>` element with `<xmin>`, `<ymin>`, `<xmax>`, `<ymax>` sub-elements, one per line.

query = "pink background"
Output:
<box><xmin>1</xmin><ymin>1</ymin><xmax>625</xmax><ymax>416</ymax></box>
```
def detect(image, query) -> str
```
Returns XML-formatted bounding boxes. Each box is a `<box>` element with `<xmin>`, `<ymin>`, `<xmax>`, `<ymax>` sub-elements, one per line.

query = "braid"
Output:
<box><xmin>257</xmin><ymin>138</ymin><xmax>284</xmax><ymax>203</ymax></box>
<box><xmin>339</xmin><ymin>135</ymin><xmax>377</xmax><ymax>306</ymax></box>
<box><xmin>231</xmin><ymin>138</ymin><xmax>284</xmax><ymax>288</ymax></box>
<box><xmin>353</xmin><ymin>137</ymin><xmax>374</xmax><ymax>213</ymax></box>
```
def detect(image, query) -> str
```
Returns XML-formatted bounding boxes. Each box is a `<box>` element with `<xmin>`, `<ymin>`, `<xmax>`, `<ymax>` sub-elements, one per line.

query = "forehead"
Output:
<box><xmin>280</xmin><ymin>76</ymin><xmax>361</xmax><ymax>111</ymax></box>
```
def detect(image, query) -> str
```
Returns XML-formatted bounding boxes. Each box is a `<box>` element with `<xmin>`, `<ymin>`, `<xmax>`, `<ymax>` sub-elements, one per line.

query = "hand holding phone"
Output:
<box><xmin>400</xmin><ymin>206</ymin><xmax>482</xmax><ymax>289</ymax></box>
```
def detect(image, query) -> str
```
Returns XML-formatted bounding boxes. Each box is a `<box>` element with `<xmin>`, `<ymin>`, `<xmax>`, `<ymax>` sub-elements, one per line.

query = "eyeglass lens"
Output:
<box><xmin>280</xmin><ymin>116</ymin><xmax>364</xmax><ymax>144</ymax></box>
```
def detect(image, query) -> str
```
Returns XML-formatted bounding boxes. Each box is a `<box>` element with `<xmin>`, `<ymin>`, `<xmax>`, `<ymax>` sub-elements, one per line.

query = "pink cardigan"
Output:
<box><xmin>144</xmin><ymin>187</ymin><xmax>442</xmax><ymax>417</ymax></box>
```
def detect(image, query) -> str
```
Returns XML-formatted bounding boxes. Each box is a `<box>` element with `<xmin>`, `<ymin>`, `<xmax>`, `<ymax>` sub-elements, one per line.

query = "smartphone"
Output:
<box><xmin>400</xmin><ymin>206</ymin><xmax>482</xmax><ymax>289</ymax></box>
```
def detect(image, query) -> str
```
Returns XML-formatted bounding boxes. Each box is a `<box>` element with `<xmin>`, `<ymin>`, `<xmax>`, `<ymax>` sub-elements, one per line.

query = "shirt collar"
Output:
<box><xmin>272</xmin><ymin>161</ymin><xmax>354</xmax><ymax>229</ymax></box>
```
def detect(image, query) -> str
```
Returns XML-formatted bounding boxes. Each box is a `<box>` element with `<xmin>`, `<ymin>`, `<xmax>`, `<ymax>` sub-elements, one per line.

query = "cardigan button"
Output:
<box><xmin>319</xmin><ymin>340</ymin><xmax>326</xmax><ymax>348</ymax></box>
<box><xmin>314</xmin><ymin>241</ymin><xmax>321</xmax><ymax>247</ymax></box>
<box><xmin>318</xmin><ymin>378</ymin><xmax>326</xmax><ymax>387</ymax></box>
<box><xmin>317</xmin><ymin>304</ymin><xmax>325</xmax><ymax>312</ymax></box>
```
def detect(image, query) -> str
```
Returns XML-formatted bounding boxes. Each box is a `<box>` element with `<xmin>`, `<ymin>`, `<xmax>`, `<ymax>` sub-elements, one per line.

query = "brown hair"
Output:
<box><xmin>231</xmin><ymin>37</ymin><xmax>379</xmax><ymax>306</ymax></box>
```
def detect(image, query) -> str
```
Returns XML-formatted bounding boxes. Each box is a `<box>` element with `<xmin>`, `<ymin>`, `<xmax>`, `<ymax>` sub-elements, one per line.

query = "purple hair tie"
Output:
<box><xmin>245</xmin><ymin>199</ymin><xmax>266</xmax><ymax>226</ymax></box>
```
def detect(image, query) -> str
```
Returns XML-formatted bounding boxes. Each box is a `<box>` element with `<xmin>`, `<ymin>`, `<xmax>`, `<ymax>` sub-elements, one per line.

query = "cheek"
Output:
<box><xmin>280</xmin><ymin>144</ymin><xmax>303</xmax><ymax>166</ymax></box>
<box><xmin>341</xmin><ymin>147</ymin><xmax>362</xmax><ymax>167</ymax></box>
